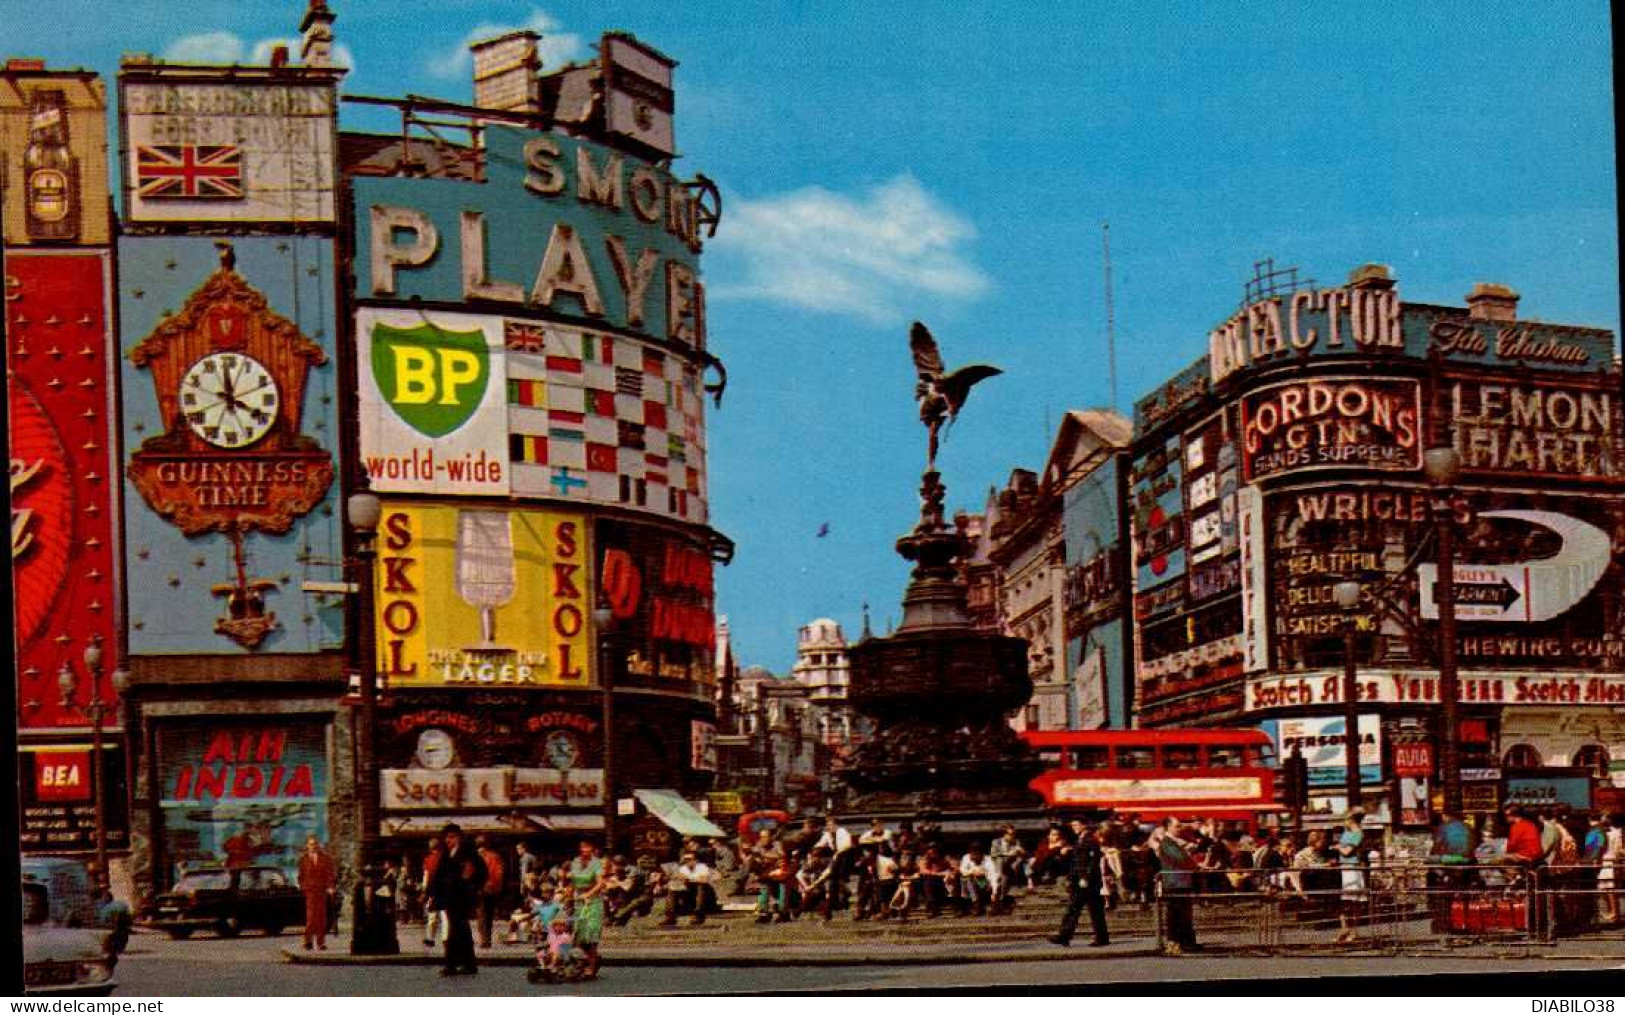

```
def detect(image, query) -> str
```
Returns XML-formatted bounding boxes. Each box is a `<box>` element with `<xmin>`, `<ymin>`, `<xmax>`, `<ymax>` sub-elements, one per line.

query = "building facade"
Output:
<box><xmin>1130</xmin><ymin>264</ymin><xmax>1625</xmax><ymax>826</ymax></box>
<box><xmin>6</xmin><ymin>9</ymin><xmax>730</xmax><ymax>898</ymax></box>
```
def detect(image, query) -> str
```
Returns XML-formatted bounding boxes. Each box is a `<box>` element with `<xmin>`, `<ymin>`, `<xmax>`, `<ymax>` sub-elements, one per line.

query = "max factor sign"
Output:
<box><xmin>1210</xmin><ymin>274</ymin><xmax>1402</xmax><ymax>384</ymax></box>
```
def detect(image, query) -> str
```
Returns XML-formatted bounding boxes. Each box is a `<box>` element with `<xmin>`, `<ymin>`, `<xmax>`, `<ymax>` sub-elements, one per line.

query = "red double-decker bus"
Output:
<box><xmin>1021</xmin><ymin>729</ymin><xmax>1284</xmax><ymax>829</ymax></box>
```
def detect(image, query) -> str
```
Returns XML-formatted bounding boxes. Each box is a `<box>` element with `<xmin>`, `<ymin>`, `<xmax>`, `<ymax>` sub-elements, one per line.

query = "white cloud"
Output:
<box><xmin>427</xmin><ymin>9</ymin><xmax>584</xmax><ymax>80</ymax></box>
<box><xmin>710</xmin><ymin>175</ymin><xmax>991</xmax><ymax>323</ymax></box>
<box><xmin>162</xmin><ymin>32</ymin><xmax>354</xmax><ymax>69</ymax></box>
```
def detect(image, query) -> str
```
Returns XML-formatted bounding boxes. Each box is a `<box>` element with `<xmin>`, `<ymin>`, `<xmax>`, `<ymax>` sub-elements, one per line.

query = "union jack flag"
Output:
<box><xmin>135</xmin><ymin>145</ymin><xmax>245</xmax><ymax>200</ymax></box>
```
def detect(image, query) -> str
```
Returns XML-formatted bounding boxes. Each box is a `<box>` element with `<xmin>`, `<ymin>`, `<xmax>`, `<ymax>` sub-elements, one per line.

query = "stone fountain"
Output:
<box><xmin>839</xmin><ymin>323</ymin><xmax>1043</xmax><ymax>827</ymax></box>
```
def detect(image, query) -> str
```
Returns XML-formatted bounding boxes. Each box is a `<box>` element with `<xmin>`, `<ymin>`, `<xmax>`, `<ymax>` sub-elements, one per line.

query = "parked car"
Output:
<box><xmin>22</xmin><ymin>858</ymin><xmax>118</xmax><ymax>996</ymax></box>
<box><xmin>148</xmin><ymin>865</ymin><xmax>305</xmax><ymax>939</ymax></box>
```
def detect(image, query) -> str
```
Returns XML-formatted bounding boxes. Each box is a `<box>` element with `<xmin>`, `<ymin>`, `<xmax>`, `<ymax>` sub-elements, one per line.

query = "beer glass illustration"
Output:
<box><xmin>456</xmin><ymin>509</ymin><xmax>516</xmax><ymax>651</ymax></box>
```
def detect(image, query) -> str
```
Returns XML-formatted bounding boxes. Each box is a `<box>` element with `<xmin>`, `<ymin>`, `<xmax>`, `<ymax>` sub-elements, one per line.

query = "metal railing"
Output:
<box><xmin>1153</xmin><ymin>862</ymin><xmax>1625</xmax><ymax>956</ymax></box>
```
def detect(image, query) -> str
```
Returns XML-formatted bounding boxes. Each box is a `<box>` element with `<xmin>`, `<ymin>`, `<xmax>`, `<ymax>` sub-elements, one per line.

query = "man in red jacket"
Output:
<box><xmin>1504</xmin><ymin>806</ymin><xmax>1545</xmax><ymax>866</ymax></box>
<box><xmin>475</xmin><ymin>836</ymin><xmax>505</xmax><ymax>948</ymax></box>
<box><xmin>298</xmin><ymin>835</ymin><xmax>336</xmax><ymax>951</ymax></box>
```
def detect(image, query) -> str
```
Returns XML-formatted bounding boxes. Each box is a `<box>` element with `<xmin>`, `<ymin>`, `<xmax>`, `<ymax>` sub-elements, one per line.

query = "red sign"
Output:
<box><xmin>33</xmin><ymin>750</ymin><xmax>92</xmax><ymax>802</ymax></box>
<box><xmin>6</xmin><ymin>251</ymin><xmax>120</xmax><ymax>729</ymax></box>
<box><xmin>1393</xmin><ymin>742</ymin><xmax>1434</xmax><ymax>777</ymax></box>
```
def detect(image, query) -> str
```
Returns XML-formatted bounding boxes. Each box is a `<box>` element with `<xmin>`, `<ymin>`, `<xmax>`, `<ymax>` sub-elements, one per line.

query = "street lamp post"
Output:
<box><xmin>593</xmin><ymin>605</ymin><xmax>616</xmax><ymax>854</ymax></box>
<box><xmin>345</xmin><ymin>485</ymin><xmax>397</xmax><ymax>955</ymax></box>
<box><xmin>1333</xmin><ymin>580</ymin><xmax>1363</xmax><ymax>813</ymax></box>
<box><xmin>1425</xmin><ymin>446</ymin><xmax>1464</xmax><ymax>815</ymax></box>
<box><xmin>80</xmin><ymin>636</ymin><xmax>108</xmax><ymax>890</ymax></box>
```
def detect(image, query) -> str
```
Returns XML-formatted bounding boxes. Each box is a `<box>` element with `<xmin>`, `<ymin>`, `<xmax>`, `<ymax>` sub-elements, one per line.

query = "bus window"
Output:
<box><xmin>1115</xmin><ymin>746</ymin><xmax>1156</xmax><ymax>769</ymax></box>
<box><xmin>1164</xmin><ymin>745</ymin><xmax>1201</xmax><ymax>769</ymax></box>
<box><xmin>1207</xmin><ymin>745</ymin><xmax>1244</xmax><ymax>768</ymax></box>
<box><xmin>1253</xmin><ymin>742</ymin><xmax>1277</xmax><ymax>766</ymax></box>
<box><xmin>1035</xmin><ymin>747</ymin><xmax>1065</xmax><ymax>768</ymax></box>
<box><xmin>1070</xmin><ymin>745</ymin><xmax>1111</xmax><ymax>770</ymax></box>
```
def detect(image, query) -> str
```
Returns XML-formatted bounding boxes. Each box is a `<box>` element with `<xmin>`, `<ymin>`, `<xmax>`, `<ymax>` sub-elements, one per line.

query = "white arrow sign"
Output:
<box><xmin>1419</xmin><ymin>510</ymin><xmax>1611</xmax><ymax>623</ymax></box>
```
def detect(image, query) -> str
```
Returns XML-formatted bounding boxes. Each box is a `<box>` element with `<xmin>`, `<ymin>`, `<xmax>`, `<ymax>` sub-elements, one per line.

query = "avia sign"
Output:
<box><xmin>1419</xmin><ymin>511</ymin><xmax>1611</xmax><ymax>623</ymax></box>
<box><xmin>358</xmin><ymin>309</ymin><xmax>508</xmax><ymax>495</ymax></box>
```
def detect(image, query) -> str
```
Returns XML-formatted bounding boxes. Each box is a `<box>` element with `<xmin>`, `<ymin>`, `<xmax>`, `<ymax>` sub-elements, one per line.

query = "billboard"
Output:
<box><xmin>1240</xmin><ymin>377</ymin><xmax>1421</xmax><ymax>481</ymax></box>
<box><xmin>1271</xmin><ymin>715</ymin><xmax>1383</xmax><ymax>786</ymax></box>
<box><xmin>120</xmin><ymin>75</ymin><xmax>338</xmax><ymax>224</ymax></box>
<box><xmin>1182</xmin><ymin>409</ymin><xmax>1240</xmax><ymax>599</ymax></box>
<box><xmin>7</xmin><ymin>251</ymin><xmax>122</xmax><ymax>728</ymax></box>
<box><xmin>1443</xmin><ymin>373</ymin><xmax>1621</xmax><ymax>482</ymax></box>
<box><xmin>18</xmin><ymin>744</ymin><xmax>129</xmax><ymax>852</ymax></box>
<box><xmin>506</xmin><ymin>320</ymin><xmax>710</xmax><ymax>524</ymax></box>
<box><xmin>357</xmin><ymin>308</ymin><xmax>509</xmax><ymax>496</ymax></box>
<box><xmin>373</xmin><ymin>503</ymin><xmax>593</xmax><ymax>690</ymax></box>
<box><xmin>0</xmin><ymin>69</ymin><xmax>111</xmax><ymax>245</ymax></box>
<box><xmin>1247</xmin><ymin>669</ymin><xmax>1625</xmax><ymax>711</ymax></box>
<box><xmin>119</xmin><ymin>236</ymin><xmax>343</xmax><ymax>654</ymax></box>
<box><xmin>1265</xmin><ymin>485</ymin><xmax>1625</xmax><ymax>672</ymax></box>
<box><xmin>595</xmin><ymin>519</ymin><xmax>716</xmax><ymax>694</ymax></box>
<box><xmin>156</xmin><ymin>718</ymin><xmax>329</xmax><ymax>884</ymax></box>
<box><xmin>353</xmin><ymin>124</ymin><xmax>706</xmax><ymax>349</ymax></box>
<box><xmin>1131</xmin><ymin>434</ymin><xmax>1185</xmax><ymax>596</ymax></box>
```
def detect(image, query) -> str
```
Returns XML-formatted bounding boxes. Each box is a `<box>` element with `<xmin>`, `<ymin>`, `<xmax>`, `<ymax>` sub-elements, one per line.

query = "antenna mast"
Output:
<box><xmin>1103</xmin><ymin>222</ymin><xmax>1117</xmax><ymax>412</ymax></box>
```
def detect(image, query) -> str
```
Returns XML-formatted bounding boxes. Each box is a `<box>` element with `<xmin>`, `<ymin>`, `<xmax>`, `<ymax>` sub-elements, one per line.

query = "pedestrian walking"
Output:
<box><xmin>1049</xmin><ymin>820</ymin><xmax>1108</xmax><ymax>947</ymax></box>
<box><xmin>1154</xmin><ymin>818</ymin><xmax>1200</xmax><ymax>955</ymax></box>
<box><xmin>421</xmin><ymin>836</ymin><xmax>445</xmax><ymax>947</ymax></box>
<box><xmin>567</xmin><ymin>840</ymin><xmax>607</xmax><ymax>979</ymax></box>
<box><xmin>475</xmin><ymin>836</ymin><xmax>505</xmax><ymax>948</ymax></box>
<box><xmin>297</xmin><ymin>835</ymin><xmax>336</xmax><ymax>951</ymax></box>
<box><xmin>429</xmin><ymin>822</ymin><xmax>482</xmax><ymax>977</ymax></box>
<box><xmin>1334</xmin><ymin>810</ymin><xmax>1367</xmax><ymax>944</ymax></box>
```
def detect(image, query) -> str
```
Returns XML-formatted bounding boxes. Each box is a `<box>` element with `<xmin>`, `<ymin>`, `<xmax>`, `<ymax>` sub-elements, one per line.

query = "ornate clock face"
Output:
<box><xmin>181</xmin><ymin>352</ymin><xmax>280</xmax><ymax>449</ymax></box>
<box><xmin>544</xmin><ymin>731</ymin><xmax>580</xmax><ymax>770</ymax></box>
<box><xmin>415</xmin><ymin>728</ymin><xmax>456</xmax><ymax>770</ymax></box>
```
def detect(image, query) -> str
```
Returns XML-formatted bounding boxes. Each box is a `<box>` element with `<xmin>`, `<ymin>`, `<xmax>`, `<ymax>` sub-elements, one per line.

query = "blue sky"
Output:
<box><xmin>10</xmin><ymin>1</ymin><xmax>1617</xmax><ymax>673</ymax></box>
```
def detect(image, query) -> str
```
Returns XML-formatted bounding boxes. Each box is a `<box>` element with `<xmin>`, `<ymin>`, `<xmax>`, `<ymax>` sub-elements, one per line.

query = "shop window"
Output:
<box><xmin>1573</xmin><ymin>745</ymin><xmax>1610</xmax><ymax>778</ymax></box>
<box><xmin>1503</xmin><ymin>743</ymin><xmax>1542</xmax><ymax>768</ymax></box>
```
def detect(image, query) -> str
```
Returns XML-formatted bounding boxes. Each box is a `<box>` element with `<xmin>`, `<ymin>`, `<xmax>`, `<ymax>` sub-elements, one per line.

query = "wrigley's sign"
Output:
<box><xmin>1247</xmin><ymin>670</ymin><xmax>1625</xmax><ymax>711</ymax></box>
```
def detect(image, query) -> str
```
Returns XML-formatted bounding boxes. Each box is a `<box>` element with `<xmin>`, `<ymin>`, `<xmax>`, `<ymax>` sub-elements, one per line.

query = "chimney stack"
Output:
<box><xmin>1466</xmin><ymin>283</ymin><xmax>1519</xmax><ymax>322</ymax></box>
<box><xmin>300</xmin><ymin>0</ymin><xmax>337</xmax><ymax>68</ymax></box>
<box><xmin>470</xmin><ymin>31</ymin><xmax>541</xmax><ymax>113</ymax></box>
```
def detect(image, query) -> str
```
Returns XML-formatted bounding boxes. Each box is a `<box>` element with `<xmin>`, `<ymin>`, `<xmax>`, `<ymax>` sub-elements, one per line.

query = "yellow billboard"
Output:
<box><xmin>375</xmin><ymin>503</ymin><xmax>593</xmax><ymax>689</ymax></box>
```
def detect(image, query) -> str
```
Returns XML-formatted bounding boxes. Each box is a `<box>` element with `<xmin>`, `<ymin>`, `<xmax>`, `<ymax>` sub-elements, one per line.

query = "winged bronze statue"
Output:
<box><xmin>910</xmin><ymin>321</ymin><xmax>1002</xmax><ymax>471</ymax></box>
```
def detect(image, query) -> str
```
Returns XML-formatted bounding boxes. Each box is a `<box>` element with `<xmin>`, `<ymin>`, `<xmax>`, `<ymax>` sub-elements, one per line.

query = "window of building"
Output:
<box><xmin>1503</xmin><ymin>743</ymin><xmax>1542</xmax><ymax>768</ymax></box>
<box><xmin>1573</xmin><ymin>744</ymin><xmax>1610</xmax><ymax>778</ymax></box>
<box><xmin>1025</xmin><ymin>704</ymin><xmax>1041</xmax><ymax>729</ymax></box>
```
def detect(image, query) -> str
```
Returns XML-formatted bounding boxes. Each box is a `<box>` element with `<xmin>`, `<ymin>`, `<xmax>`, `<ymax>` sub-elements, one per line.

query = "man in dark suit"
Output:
<box><xmin>1049</xmin><ymin>818</ymin><xmax>1109</xmax><ymax>947</ymax></box>
<box><xmin>428</xmin><ymin>823</ymin><xmax>483</xmax><ymax>976</ymax></box>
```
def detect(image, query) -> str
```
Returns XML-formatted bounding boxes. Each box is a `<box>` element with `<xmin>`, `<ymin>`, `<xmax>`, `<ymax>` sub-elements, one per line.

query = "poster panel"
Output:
<box><xmin>594</xmin><ymin>519</ymin><xmax>716</xmax><ymax>694</ymax></box>
<box><xmin>18</xmin><ymin>744</ymin><xmax>129</xmax><ymax>852</ymax></box>
<box><xmin>352</xmin><ymin>125</ymin><xmax>705</xmax><ymax>349</ymax></box>
<box><xmin>121</xmin><ymin>77</ymin><xmax>337</xmax><ymax>224</ymax></box>
<box><xmin>1240</xmin><ymin>376</ymin><xmax>1421</xmax><ymax>481</ymax></box>
<box><xmin>374</xmin><ymin>503</ymin><xmax>592</xmax><ymax>689</ymax></box>
<box><xmin>1444</xmin><ymin>372</ymin><xmax>1621</xmax><ymax>482</ymax></box>
<box><xmin>357</xmin><ymin>307</ymin><xmax>508</xmax><ymax>496</ymax></box>
<box><xmin>0</xmin><ymin>70</ymin><xmax>111</xmax><ymax>245</ymax></box>
<box><xmin>156</xmin><ymin>719</ymin><xmax>329</xmax><ymax>884</ymax></box>
<box><xmin>119</xmin><ymin>236</ymin><xmax>343</xmax><ymax>654</ymax></box>
<box><xmin>1273</xmin><ymin>715</ymin><xmax>1383</xmax><ymax>786</ymax></box>
<box><xmin>506</xmin><ymin>319</ymin><xmax>709</xmax><ymax>523</ymax></box>
<box><xmin>7</xmin><ymin>251</ymin><xmax>122</xmax><ymax>727</ymax></box>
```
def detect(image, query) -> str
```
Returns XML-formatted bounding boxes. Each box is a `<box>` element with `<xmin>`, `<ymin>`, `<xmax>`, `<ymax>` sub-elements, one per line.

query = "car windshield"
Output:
<box><xmin>175</xmin><ymin>872</ymin><xmax>231</xmax><ymax>891</ymax></box>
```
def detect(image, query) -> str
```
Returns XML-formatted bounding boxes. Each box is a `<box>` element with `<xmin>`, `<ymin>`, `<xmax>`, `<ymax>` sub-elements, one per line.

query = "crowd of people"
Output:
<box><xmin>353</xmin><ymin>806</ymin><xmax>1625</xmax><ymax>971</ymax></box>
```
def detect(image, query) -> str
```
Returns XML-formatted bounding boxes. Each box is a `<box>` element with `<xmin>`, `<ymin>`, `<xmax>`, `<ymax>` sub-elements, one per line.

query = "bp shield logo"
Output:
<box><xmin>370</xmin><ymin>322</ymin><xmax>490</xmax><ymax>437</ymax></box>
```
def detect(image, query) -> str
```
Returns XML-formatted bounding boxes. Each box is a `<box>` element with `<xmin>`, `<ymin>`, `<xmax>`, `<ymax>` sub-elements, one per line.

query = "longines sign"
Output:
<box><xmin>1246</xmin><ymin>670</ymin><xmax>1625</xmax><ymax>711</ymax></box>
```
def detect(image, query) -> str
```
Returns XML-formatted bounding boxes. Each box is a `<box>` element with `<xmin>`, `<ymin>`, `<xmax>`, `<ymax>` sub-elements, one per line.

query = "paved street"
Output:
<box><xmin>112</xmin><ymin>925</ymin><xmax>1625</xmax><ymax>996</ymax></box>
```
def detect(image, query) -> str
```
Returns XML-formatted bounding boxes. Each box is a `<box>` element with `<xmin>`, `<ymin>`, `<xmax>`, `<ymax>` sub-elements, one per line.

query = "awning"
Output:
<box><xmin>634</xmin><ymin>789</ymin><xmax>726</xmax><ymax>838</ymax></box>
<box><xmin>1111</xmin><ymin>805</ymin><xmax>1286</xmax><ymax>823</ymax></box>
